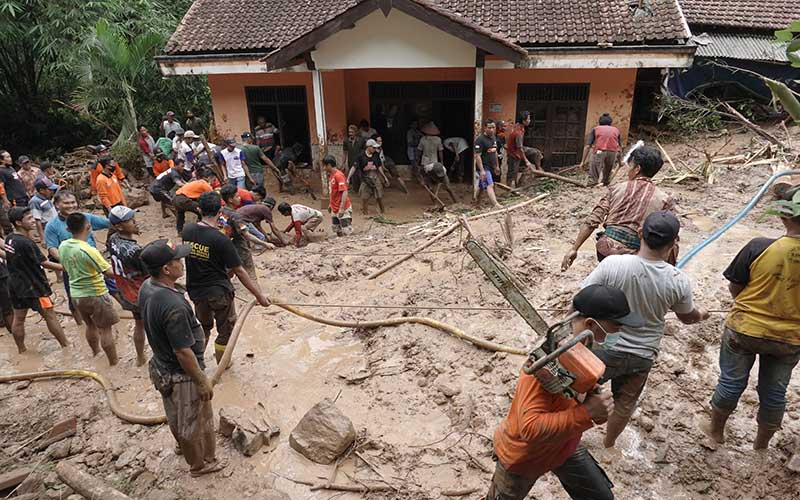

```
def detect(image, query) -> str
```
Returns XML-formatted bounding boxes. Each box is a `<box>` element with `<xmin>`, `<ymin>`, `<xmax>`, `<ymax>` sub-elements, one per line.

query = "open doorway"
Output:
<box><xmin>245</xmin><ymin>86</ymin><xmax>311</xmax><ymax>163</ymax></box>
<box><xmin>369</xmin><ymin>81</ymin><xmax>474</xmax><ymax>180</ymax></box>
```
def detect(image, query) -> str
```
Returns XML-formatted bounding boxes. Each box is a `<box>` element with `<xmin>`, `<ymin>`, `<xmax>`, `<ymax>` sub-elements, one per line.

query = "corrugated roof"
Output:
<box><xmin>693</xmin><ymin>32</ymin><xmax>789</xmax><ymax>62</ymax></box>
<box><xmin>681</xmin><ymin>0</ymin><xmax>800</xmax><ymax>31</ymax></box>
<box><xmin>164</xmin><ymin>0</ymin><xmax>690</xmax><ymax>56</ymax></box>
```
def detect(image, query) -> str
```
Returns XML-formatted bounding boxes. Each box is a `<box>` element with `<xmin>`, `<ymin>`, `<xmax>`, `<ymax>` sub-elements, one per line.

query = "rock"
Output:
<box><xmin>125</xmin><ymin>187</ymin><xmax>150</xmax><ymax>209</ymax></box>
<box><xmin>43</xmin><ymin>472</ymin><xmax>59</xmax><ymax>488</ymax></box>
<box><xmin>132</xmin><ymin>471</ymin><xmax>156</xmax><ymax>496</ymax></box>
<box><xmin>434</xmin><ymin>375</ymin><xmax>461</xmax><ymax>397</ymax></box>
<box><xmin>219</xmin><ymin>407</ymin><xmax>280</xmax><ymax>457</ymax></box>
<box><xmin>15</xmin><ymin>380</ymin><xmax>31</xmax><ymax>390</ymax></box>
<box><xmin>143</xmin><ymin>489</ymin><xmax>180</xmax><ymax>500</ymax></box>
<box><xmin>66</xmin><ymin>495</ymin><xmax>85</xmax><ymax>500</ymax></box>
<box><xmin>788</xmin><ymin>452</ymin><xmax>800</xmax><ymax>473</ymax></box>
<box><xmin>115</xmin><ymin>446</ymin><xmax>140</xmax><ymax>470</ymax></box>
<box><xmin>46</xmin><ymin>439</ymin><xmax>72</xmax><ymax>459</ymax></box>
<box><xmin>84</xmin><ymin>452</ymin><xmax>103</xmax><ymax>467</ymax></box>
<box><xmin>289</xmin><ymin>399</ymin><xmax>355</xmax><ymax>465</ymax></box>
<box><xmin>639</xmin><ymin>416</ymin><xmax>655</xmax><ymax>433</ymax></box>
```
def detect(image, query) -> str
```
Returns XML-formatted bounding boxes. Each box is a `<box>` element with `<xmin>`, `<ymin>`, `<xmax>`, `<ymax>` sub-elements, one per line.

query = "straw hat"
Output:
<box><xmin>421</xmin><ymin>121</ymin><xmax>440</xmax><ymax>136</ymax></box>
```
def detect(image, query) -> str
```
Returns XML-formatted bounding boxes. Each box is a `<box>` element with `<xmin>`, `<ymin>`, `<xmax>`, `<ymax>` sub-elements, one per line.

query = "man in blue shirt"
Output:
<box><xmin>44</xmin><ymin>190</ymin><xmax>115</xmax><ymax>322</ymax></box>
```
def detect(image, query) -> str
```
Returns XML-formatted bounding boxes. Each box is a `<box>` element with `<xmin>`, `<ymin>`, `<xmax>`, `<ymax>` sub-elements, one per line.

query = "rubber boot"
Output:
<box><xmin>754</xmin><ymin>424</ymin><xmax>777</xmax><ymax>450</ymax></box>
<box><xmin>701</xmin><ymin>407</ymin><xmax>730</xmax><ymax>449</ymax></box>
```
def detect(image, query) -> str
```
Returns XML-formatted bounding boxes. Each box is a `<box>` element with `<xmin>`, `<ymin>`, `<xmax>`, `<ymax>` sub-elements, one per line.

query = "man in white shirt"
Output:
<box><xmin>218</xmin><ymin>138</ymin><xmax>254</xmax><ymax>188</ymax></box>
<box><xmin>161</xmin><ymin>111</ymin><xmax>182</xmax><ymax>137</ymax></box>
<box><xmin>174</xmin><ymin>130</ymin><xmax>197</xmax><ymax>167</ymax></box>
<box><xmin>277</xmin><ymin>202</ymin><xmax>323</xmax><ymax>247</ymax></box>
<box><xmin>443</xmin><ymin>136</ymin><xmax>469</xmax><ymax>182</ymax></box>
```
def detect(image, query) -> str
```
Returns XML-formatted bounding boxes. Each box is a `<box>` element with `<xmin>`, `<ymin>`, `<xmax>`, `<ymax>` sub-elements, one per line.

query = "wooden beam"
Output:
<box><xmin>475</xmin><ymin>48</ymin><xmax>486</xmax><ymax>68</ymax></box>
<box><xmin>0</xmin><ymin>467</ymin><xmax>32</xmax><ymax>490</ymax></box>
<box><xmin>303</xmin><ymin>51</ymin><xmax>316</xmax><ymax>70</ymax></box>
<box><xmin>377</xmin><ymin>0</ymin><xmax>392</xmax><ymax>16</ymax></box>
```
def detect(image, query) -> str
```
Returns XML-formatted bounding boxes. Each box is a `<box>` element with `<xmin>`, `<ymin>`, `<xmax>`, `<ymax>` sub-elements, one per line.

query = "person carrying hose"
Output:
<box><xmin>562</xmin><ymin>145</ymin><xmax>676</xmax><ymax>271</ymax></box>
<box><xmin>702</xmin><ymin>186</ymin><xmax>800</xmax><ymax>451</ymax></box>
<box><xmin>138</xmin><ymin>239</ymin><xmax>227</xmax><ymax>477</ymax></box>
<box><xmin>485</xmin><ymin>285</ymin><xmax>628</xmax><ymax>500</ymax></box>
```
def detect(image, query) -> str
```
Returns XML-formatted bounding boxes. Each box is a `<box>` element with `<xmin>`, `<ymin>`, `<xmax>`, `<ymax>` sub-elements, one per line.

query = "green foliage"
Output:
<box><xmin>656</xmin><ymin>94</ymin><xmax>723</xmax><ymax>133</ymax></box>
<box><xmin>764</xmin><ymin>188</ymin><xmax>800</xmax><ymax>219</ymax></box>
<box><xmin>111</xmin><ymin>140</ymin><xmax>143</xmax><ymax>170</ymax></box>
<box><xmin>0</xmin><ymin>0</ymin><xmax>209</xmax><ymax>156</ymax></box>
<box><xmin>775</xmin><ymin>20</ymin><xmax>800</xmax><ymax>68</ymax></box>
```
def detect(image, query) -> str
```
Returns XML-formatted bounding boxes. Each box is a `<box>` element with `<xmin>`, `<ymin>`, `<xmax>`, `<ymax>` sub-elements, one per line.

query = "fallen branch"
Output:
<box><xmin>721</xmin><ymin>102</ymin><xmax>787</xmax><ymax>148</ymax></box>
<box><xmin>421</xmin><ymin>183</ymin><xmax>447</xmax><ymax>209</ymax></box>
<box><xmin>656</xmin><ymin>140</ymin><xmax>677</xmax><ymax>172</ymax></box>
<box><xmin>288</xmin><ymin>476</ymin><xmax>392</xmax><ymax>493</ymax></box>
<box><xmin>51</xmin><ymin>99</ymin><xmax>118</xmax><ymax>136</ymax></box>
<box><xmin>367</xmin><ymin>193</ymin><xmax>549</xmax><ymax>280</ymax></box>
<box><xmin>494</xmin><ymin>181</ymin><xmax>521</xmax><ymax>194</ymax></box>
<box><xmin>442</xmin><ymin>487</ymin><xmax>481</xmax><ymax>497</ymax></box>
<box><xmin>56</xmin><ymin>462</ymin><xmax>134</xmax><ymax>500</ymax></box>
<box><xmin>528</xmin><ymin>169</ymin><xmax>587</xmax><ymax>188</ymax></box>
<box><xmin>459</xmin><ymin>446</ymin><xmax>491</xmax><ymax>473</ymax></box>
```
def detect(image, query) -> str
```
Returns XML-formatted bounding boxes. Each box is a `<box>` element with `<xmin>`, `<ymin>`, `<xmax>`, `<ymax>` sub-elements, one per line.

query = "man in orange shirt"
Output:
<box><xmin>96</xmin><ymin>159</ymin><xmax>126</xmax><ymax>213</ymax></box>
<box><xmin>323</xmin><ymin>156</ymin><xmax>352</xmax><ymax>236</ymax></box>
<box><xmin>90</xmin><ymin>145</ymin><xmax>129</xmax><ymax>195</ymax></box>
<box><xmin>152</xmin><ymin>149</ymin><xmax>174</xmax><ymax>177</ymax></box>
<box><xmin>172</xmin><ymin>168</ymin><xmax>215</xmax><ymax>233</ymax></box>
<box><xmin>486</xmin><ymin>284</ymin><xmax>629</xmax><ymax>500</ymax></box>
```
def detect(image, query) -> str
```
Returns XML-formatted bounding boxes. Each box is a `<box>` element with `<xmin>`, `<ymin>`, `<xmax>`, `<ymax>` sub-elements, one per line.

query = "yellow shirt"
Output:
<box><xmin>725</xmin><ymin>236</ymin><xmax>800</xmax><ymax>345</ymax></box>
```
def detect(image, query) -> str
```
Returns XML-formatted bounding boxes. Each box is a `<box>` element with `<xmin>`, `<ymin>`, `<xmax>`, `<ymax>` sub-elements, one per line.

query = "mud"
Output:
<box><xmin>1</xmin><ymin>126</ymin><xmax>800</xmax><ymax>499</ymax></box>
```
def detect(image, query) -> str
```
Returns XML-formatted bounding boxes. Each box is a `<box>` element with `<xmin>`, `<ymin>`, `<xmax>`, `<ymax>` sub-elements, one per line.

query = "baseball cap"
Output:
<box><xmin>34</xmin><ymin>179</ymin><xmax>58</xmax><ymax>191</ymax></box>
<box><xmin>224</xmin><ymin>137</ymin><xmax>236</xmax><ymax>145</ymax></box>
<box><xmin>175</xmin><ymin>128</ymin><xmax>185</xmax><ymax>135</ymax></box>
<box><xmin>166</xmin><ymin>111</ymin><xmax>175</xmax><ymax>116</ymax></box>
<box><xmin>184</xmin><ymin>130</ymin><xmax>198</xmax><ymax>139</ymax></box>
<box><xmin>241</xmin><ymin>132</ymin><xmax>251</xmax><ymax>139</ymax></box>
<box><xmin>642</xmin><ymin>211</ymin><xmax>680</xmax><ymax>249</ymax></box>
<box><xmin>17</xmin><ymin>155</ymin><xmax>31</xmax><ymax>165</ymax></box>
<box><xmin>365</xmin><ymin>139</ymin><xmax>379</xmax><ymax>148</ymax></box>
<box><xmin>140</xmin><ymin>239</ymin><xmax>190</xmax><ymax>270</ymax></box>
<box><xmin>108</xmin><ymin>205</ymin><xmax>137</xmax><ymax>225</ymax></box>
<box><xmin>572</xmin><ymin>284</ymin><xmax>630</xmax><ymax>322</ymax></box>
<box><xmin>8</xmin><ymin>206</ymin><xmax>29</xmax><ymax>225</ymax></box>
<box><xmin>96</xmin><ymin>144</ymin><xmax>108</xmax><ymax>152</ymax></box>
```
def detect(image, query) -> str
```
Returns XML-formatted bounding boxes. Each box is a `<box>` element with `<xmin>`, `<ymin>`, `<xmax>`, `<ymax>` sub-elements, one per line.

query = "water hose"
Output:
<box><xmin>676</xmin><ymin>170</ymin><xmax>800</xmax><ymax>268</ymax></box>
<box><xmin>0</xmin><ymin>299</ymin><xmax>526</xmax><ymax>425</ymax></box>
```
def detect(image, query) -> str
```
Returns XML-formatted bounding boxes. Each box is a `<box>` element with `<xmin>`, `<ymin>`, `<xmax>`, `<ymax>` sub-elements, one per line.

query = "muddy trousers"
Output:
<box><xmin>592</xmin><ymin>346</ymin><xmax>653</xmax><ymax>423</ymax></box>
<box><xmin>173</xmin><ymin>194</ymin><xmax>200</xmax><ymax>233</ymax></box>
<box><xmin>486</xmin><ymin>446</ymin><xmax>613</xmax><ymax>500</ymax></box>
<box><xmin>193</xmin><ymin>289</ymin><xmax>237</xmax><ymax>356</ymax></box>
<box><xmin>711</xmin><ymin>328</ymin><xmax>800</xmax><ymax>431</ymax></box>
<box><xmin>152</xmin><ymin>369</ymin><xmax>215</xmax><ymax>469</ymax></box>
<box><xmin>588</xmin><ymin>150</ymin><xmax>618</xmax><ymax>186</ymax></box>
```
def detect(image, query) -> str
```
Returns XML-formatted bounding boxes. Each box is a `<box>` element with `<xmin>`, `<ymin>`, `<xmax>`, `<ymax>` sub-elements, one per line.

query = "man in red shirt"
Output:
<box><xmin>580</xmin><ymin>113</ymin><xmax>622</xmax><ymax>187</ymax></box>
<box><xmin>323</xmin><ymin>156</ymin><xmax>352</xmax><ymax>236</ymax></box>
<box><xmin>486</xmin><ymin>285</ymin><xmax>629</xmax><ymax>500</ymax></box>
<box><xmin>506</xmin><ymin>111</ymin><xmax>543</xmax><ymax>187</ymax></box>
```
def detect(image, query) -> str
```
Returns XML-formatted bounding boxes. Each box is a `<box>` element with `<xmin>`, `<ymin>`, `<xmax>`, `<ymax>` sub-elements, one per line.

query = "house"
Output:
<box><xmin>157</xmin><ymin>0</ymin><xmax>695</xmax><ymax>189</ymax></box>
<box><xmin>671</xmin><ymin>0</ymin><xmax>800</xmax><ymax>101</ymax></box>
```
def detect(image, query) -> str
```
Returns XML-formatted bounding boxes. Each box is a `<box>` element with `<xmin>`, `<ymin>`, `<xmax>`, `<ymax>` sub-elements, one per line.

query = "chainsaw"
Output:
<box><xmin>464</xmin><ymin>238</ymin><xmax>605</xmax><ymax>399</ymax></box>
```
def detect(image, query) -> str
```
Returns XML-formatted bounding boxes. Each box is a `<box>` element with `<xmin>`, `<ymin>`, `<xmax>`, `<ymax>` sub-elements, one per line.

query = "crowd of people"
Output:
<box><xmin>0</xmin><ymin>107</ymin><xmax>797</xmax><ymax>489</ymax></box>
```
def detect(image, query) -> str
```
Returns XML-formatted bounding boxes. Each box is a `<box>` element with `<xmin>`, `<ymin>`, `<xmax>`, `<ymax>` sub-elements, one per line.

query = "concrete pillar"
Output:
<box><xmin>311</xmin><ymin>69</ymin><xmax>329</xmax><ymax>207</ymax></box>
<box><xmin>473</xmin><ymin>66</ymin><xmax>484</xmax><ymax>183</ymax></box>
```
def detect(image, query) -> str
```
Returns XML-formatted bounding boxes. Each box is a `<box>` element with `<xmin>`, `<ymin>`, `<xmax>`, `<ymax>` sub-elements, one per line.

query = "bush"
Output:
<box><xmin>111</xmin><ymin>140</ymin><xmax>145</xmax><ymax>177</ymax></box>
<box><xmin>656</xmin><ymin>94</ymin><xmax>723</xmax><ymax>133</ymax></box>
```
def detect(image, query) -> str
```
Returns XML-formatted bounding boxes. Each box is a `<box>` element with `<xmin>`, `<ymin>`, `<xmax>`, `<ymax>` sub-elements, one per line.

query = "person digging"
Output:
<box><xmin>422</xmin><ymin>162</ymin><xmax>458</xmax><ymax>207</ymax></box>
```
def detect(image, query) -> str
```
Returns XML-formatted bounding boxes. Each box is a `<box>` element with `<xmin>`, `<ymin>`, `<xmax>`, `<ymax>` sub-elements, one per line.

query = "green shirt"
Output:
<box><xmin>155</xmin><ymin>137</ymin><xmax>173</xmax><ymax>157</ymax></box>
<box><xmin>240</xmin><ymin>143</ymin><xmax>265</xmax><ymax>173</ymax></box>
<box><xmin>59</xmin><ymin>238</ymin><xmax>110</xmax><ymax>298</ymax></box>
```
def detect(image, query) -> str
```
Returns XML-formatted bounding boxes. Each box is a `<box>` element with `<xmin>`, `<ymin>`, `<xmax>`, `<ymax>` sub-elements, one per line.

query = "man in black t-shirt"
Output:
<box><xmin>4</xmin><ymin>207</ymin><xmax>68</xmax><ymax>353</ymax></box>
<box><xmin>0</xmin><ymin>149</ymin><xmax>29</xmax><ymax>209</ymax></box>
<box><xmin>0</xmin><ymin>250</ymin><xmax>13</xmax><ymax>334</ymax></box>
<box><xmin>181</xmin><ymin>191</ymin><xmax>270</xmax><ymax>363</ymax></box>
<box><xmin>350</xmin><ymin>139</ymin><xmax>385</xmax><ymax>215</ymax></box>
<box><xmin>139</xmin><ymin>239</ymin><xmax>226</xmax><ymax>477</ymax></box>
<box><xmin>473</xmin><ymin>119</ymin><xmax>502</xmax><ymax>209</ymax></box>
<box><xmin>149</xmin><ymin>158</ymin><xmax>191</xmax><ymax>217</ymax></box>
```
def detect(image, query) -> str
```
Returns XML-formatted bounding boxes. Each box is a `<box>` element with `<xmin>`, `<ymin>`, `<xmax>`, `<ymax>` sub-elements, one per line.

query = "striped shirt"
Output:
<box><xmin>585</xmin><ymin>177</ymin><xmax>674</xmax><ymax>236</ymax></box>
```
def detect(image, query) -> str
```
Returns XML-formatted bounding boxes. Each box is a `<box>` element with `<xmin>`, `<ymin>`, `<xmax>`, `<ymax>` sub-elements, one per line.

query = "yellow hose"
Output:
<box><xmin>0</xmin><ymin>299</ymin><xmax>526</xmax><ymax>425</ymax></box>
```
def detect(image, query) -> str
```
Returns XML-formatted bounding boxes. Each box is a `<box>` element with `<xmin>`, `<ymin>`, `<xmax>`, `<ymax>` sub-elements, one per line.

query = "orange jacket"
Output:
<box><xmin>493</xmin><ymin>369</ymin><xmax>594</xmax><ymax>479</ymax></box>
<box><xmin>91</xmin><ymin>162</ymin><xmax>125</xmax><ymax>193</ymax></box>
<box><xmin>153</xmin><ymin>158</ymin><xmax>173</xmax><ymax>176</ymax></box>
<box><xmin>96</xmin><ymin>172</ymin><xmax>126</xmax><ymax>209</ymax></box>
<box><xmin>176</xmin><ymin>180</ymin><xmax>212</xmax><ymax>199</ymax></box>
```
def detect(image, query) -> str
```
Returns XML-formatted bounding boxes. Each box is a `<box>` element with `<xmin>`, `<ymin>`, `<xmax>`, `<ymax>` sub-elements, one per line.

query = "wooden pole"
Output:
<box><xmin>56</xmin><ymin>462</ymin><xmax>135</xmax><ymax>500</ymax></box>
<box><xmin>367</xmin><ymin>193</ymin><xmax>548</xmax><ymax>280</ymax></box>
<box><xmin>527</xmin><ymin>170</ymin><xmax>587</xmax><ymax>188</ymax></box>
<box><xmin>421</xmin><ymin>183</ymin><xmax>447</xmax><ymax>209</ymax></box>
<box><xmin>201</xmin><ymin>137</ymin><xmax>225</xmax><ymax>182</ymax></box>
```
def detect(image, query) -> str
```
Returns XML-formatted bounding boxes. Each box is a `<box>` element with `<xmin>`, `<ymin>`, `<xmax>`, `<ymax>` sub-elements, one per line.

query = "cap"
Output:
<box><xmin>184</xmin><ymin>130</ymin><xmax>198</xmax><ymax>139</ymax></box>
<box><xmin>365</xmin><ymin>139</ymin><xmax>379</xmax><ymax>148</ymax></box>
<box><xmin>40</xmin><ymin>161</ymin><xmax>51</xmax><ymax>169</ymax></box>
<box><xmin>166</xmin><ymin>111</ymin><xmax>175</xmax><ymax>116</ymax></box>
<box><xmin>175</xmin><ymin>128</ymin><xmax>185</xmax><ymax>135</ymax></box>
<box><xmin>17</xmin><ymin>155</ymin><xmax>31</xmax><ymax>165</ymax></box>
<box><xmin>224</xmin><ymin>138</ymin><xmax>236</xmax><ymax>145</ymax></box>
<box><xmin>642</xmin><ymin>211</ymin><xmax>680</xmax><ymax>249</ymax></box>
<box><xmin>34</xmin><ymin>179</ymin><xmax>58</xmax><ymax>191</ymax></box>
<box><xmin>8</xmin><ymin>206</ymin><xmax>29</xmax><ymax>225</ymax></box>
<box><xmin>572</xmin><ymin>284</ymin><xmax>630</xmax><ymax>321</ymax></box>
<box><xmin>241</xmin><ymin>132</ymin><xmax>251</xmax><ymax>139</ymax></box>
<box><xmin>96</xmin><ymin>144</ymin><xmax>108</xmax><ymax>152</ymax></box>
<box><xmin>140</xmin><ymin>239</ymin><xmax>190</xmax><ymax>270</ymax></box>
<box><xmin>108</xmin><ymin>205</ymin><xmax>137</xmax><ymax>225</ymax></box>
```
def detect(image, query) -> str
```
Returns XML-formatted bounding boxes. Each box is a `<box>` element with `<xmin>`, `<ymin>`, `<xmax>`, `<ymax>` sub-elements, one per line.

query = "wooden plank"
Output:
<box><xmin>0</xmin><ymin>467</ymin><xmax>32</xmax><ymax>490</ymax></box>
<box><xmin>56</xmin><ymin>462</ymin><xmax>134</xmax><ymax>500</ymax></box>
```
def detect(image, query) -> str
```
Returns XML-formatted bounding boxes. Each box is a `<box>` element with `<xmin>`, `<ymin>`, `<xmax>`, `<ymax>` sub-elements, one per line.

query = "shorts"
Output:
<box><xmin>118</xmin><ymin>295</ymin><xmax>141</xmax><ymax>320</ymax></box>
<box><xmin>475</xmin><ymin>168</ymin><xmax>495</xmax><ymax>190</ymax></box>
<box><xmin>11</xmin><ymin>296</ymin><xmax>54</xmax><ymax>313</ymax></box>
<box><xmin>192</xmin><ymin>288</ymin><xmax>237</xmax><ymax>353</ymax></box>
<box><xmin>234</xmin><ymin>240</ymin><xmax>255</xmax><ymax>276</ymax></box>
<box><xmin>0</xmin><ymin>278</ymin><xmax>12</xmax><ymax>315</ymax></box>
<box><xmin>72</xmin><ymin>294</ymin><xmax>120</xmax><ymax>329</ymax></box>
<box><xmin>359</xmin><ymin>178</ymin><xmax>384</xmax><ymax>200</ymax></box>
<box><xmin>332</xmin><ymin>206</ymin><xmax>353</xmax><ymax>234</ymax></box>
<box><xmin>507</xmin><ymin>156</ymin><xmax>523</xmax><ymax>181</ymax></box>
<box><xmin>592</xmin><ymin>346</ymin><xmax>653</xmax><ymax>419</ymax></box>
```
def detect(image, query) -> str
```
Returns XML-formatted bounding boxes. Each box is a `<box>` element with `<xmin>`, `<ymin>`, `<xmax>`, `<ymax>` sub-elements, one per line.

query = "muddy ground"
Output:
<box><xmin>1</xmin><ymin>125</ymin><xmax>799</xmax><ymax>500</ymax></box>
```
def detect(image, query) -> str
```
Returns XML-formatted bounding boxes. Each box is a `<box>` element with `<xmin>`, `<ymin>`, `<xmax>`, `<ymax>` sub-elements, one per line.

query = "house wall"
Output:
<box><xmin>483</xmin><ymin>68</ymin><xmax>638</xmax><ymax>141</ymax></box>
<box><xmin>208</xmin><ymin>72</ymin><xmax>317</xmax><ymax>141</ymax></box>
<box><xmin>312</xmin><ymin>10</ymin><xmax>476</xmax><ymax>70</ymax></box>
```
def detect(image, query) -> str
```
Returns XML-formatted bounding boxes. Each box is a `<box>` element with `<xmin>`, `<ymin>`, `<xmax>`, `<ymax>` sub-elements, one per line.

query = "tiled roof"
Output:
<box><xmin>681</xmin><ymin>0</ymin><xmax>800</xmax><ymax>31</ymax></box>
<box><xmin>693</xmin><ymin>32</ymin><xmax>789</xmax><ymax>62</ymax></box>
<box><xmin>164</xmin><ymin>0</ymin><xmax>690</xmax><ymax>56</ymax></box>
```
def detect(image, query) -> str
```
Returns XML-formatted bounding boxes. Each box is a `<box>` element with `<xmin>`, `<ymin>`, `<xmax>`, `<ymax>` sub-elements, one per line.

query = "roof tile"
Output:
<box><xmin>681</xmin><ymin>0</ymin><xmax>800</xmax><ymax>31</ymax></box>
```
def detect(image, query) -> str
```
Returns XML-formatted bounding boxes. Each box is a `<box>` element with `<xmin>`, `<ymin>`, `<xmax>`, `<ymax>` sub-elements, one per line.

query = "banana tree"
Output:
<box><xmin>772</xmin><ymin>21</ymin><xmax>800</xmax><ymax>123</ymax></box>
<box><xmin>75</xmin><ymin>19</ymin><xmax>162</xmax><ymax>146</ymax></box>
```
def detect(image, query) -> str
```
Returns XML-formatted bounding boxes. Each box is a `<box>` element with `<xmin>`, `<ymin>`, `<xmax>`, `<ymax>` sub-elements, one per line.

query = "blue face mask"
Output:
<box><xmin>591</xmin><ymin>320</ymin><xmax>620</xmax><ymax>349</ymax></box>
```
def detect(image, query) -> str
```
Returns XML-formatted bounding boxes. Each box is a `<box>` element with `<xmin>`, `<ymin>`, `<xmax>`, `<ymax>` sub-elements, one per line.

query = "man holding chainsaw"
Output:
<box><xmin>486</xmin><ymin>284</ymin><xmax>629</xmax><ymax>500</ymax></box>
<box><xmin>581</xmin><ymin>211</ymin><xmax>710</xmax><ymax>450</ymax></box>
